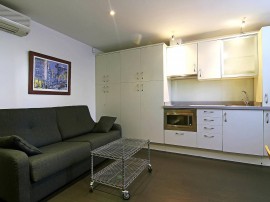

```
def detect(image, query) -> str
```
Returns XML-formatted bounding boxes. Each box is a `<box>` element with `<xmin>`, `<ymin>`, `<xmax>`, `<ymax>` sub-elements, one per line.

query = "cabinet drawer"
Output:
<box><xmin>197</xmin><ymin>109</ymin><xmax>222</xmax><ymax>118</ymax></box>
<box><xmin>197</xmin><ymin>125</ymin><xmax>222</xmax><ymax>134</ymax></box>
<box><xmin>165</xmin><ymin>130</ymin><xmax>196</xmax><ymax>147</ymax></box>
<box><xmin>197</xmin><ymin>117</ymin><xmax>222</xmax><ymax>125</ymax></box>
<box><xmin>197</xmin><ymin>132</ymin><xmax>222</xmax><ymax>151</ymax></box>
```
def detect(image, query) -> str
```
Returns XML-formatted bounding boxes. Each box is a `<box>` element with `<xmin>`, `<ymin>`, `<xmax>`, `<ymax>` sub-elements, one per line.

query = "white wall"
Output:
<box><xmin>0</xmin><ymin>21</ymin><xmax>96</xmax><ymax>119</ymax></box>
<box><xmin>170</xmin><ymin>78</ymin><xmax>254</xmax><ymax>101</ymax></box>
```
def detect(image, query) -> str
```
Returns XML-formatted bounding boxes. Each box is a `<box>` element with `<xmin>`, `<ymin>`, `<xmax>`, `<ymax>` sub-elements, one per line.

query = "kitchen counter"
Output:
<box><xmin>164</xmin><ymin>101</ymin><xmax>270</xmax><ymax>110</ymax></box>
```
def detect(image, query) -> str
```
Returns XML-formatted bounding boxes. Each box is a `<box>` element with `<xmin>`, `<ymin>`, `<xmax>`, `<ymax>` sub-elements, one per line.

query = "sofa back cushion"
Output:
<box><xmin>55</xmin><ymin>105</ymin><xmax>95</xmax><ymax>140</ymax></box>
<box><xmin>0</xmin><ymin>108</ymin><xmax>62</xmax><ymax>147</ymax></box>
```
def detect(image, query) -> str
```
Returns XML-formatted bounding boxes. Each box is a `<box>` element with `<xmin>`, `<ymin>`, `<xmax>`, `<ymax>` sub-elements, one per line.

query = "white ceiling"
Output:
<box><xmin>1</xmin><ymin>0</ymin><xmax>270</xmax><ymax>52</ymax></box>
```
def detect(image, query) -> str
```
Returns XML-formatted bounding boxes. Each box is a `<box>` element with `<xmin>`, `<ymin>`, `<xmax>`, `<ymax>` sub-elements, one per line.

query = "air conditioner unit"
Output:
<box><xmin>0</xmin><ymin>4</ymin><xmax>31</xmax><ymax>36</ymax></box>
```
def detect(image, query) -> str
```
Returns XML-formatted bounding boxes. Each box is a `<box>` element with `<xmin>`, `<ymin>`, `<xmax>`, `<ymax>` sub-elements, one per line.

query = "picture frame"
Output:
<box><xmin>28</xmin><ymin>51</ymin><xmax>71</xmax><ymax>95</ymax></box>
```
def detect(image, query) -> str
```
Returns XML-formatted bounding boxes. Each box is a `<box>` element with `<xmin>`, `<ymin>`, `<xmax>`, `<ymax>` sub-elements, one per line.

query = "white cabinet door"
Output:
<box><xmin>95</xmin><ymin>55</ymin><xmax>107</xmax><ymax>84</ymax></box>
<box><xmin>166</xmin><ymin>43</ymin><xmax>197</xmax><ymax>77</ymax></box>
<box><xmin>165</xmin><ymin>130</ymin><xmax>197</xmax><ymax>147</ymax></box>
<box><xmin>264</xmin><ymin>111</ymin><xmax>270</xmax><ymax>156</ymax></box>
<box><xmin>260</xmin><ymin>27</ymin><xmax>270</xmax><ymax>106</ymax></box>
<box><xmin>141</xmin><ymin>81</ymin><xmax>164</xmax><ymax>143</ymax></box>
<box><xmin>96</xmin><ymin>84</ymin><xmax>107</xmax><ymax>121</ymax></box>
<box><xmin>223</xmin><ymin>110</ymin><xmax>263</xmax><ymax>156</ymax></box>
<box><xmin>198</xmin><ymin>40</ymin><xmax>221</xmax><ymax>80</ymax></box>
<box><xmin>222</xmin><ymin>35</ymin><xmax>258</xmax><ymax>78</ymax></box>
<box><xmin>141</xmin><ymin>44</ymin><xmax>164</xmax><ymax>81</ymax></box>
<box><xmin>121</xmin><ymin>82</ymin><xmax>141</xmax><ymax>139</ymax></box>
<box><xmin>166</xmin><ymin>46</ymin><xmax>183</xmax><ymax>76</ymax></box>
<box><xmin>106</xmin><ymin>83</ymin><xmax>121</xmax><ymax>124</ymax></box>
<box><xmin>182</xmin><ymin>43</ymin><xmax>198</xmax><ymax>75</ymax></box>
<box><xmin>121</xmin><ymin>49</ymin><xmax>141</xmax><ymax>83</ymax></box>
<box><xmin>107</xmin><ymin>52</ymin><xmax>121</xmax><ymax>83</ymax></box>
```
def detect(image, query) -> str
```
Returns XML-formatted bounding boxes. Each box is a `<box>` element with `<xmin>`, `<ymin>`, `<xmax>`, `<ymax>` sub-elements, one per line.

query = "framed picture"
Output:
<box><xmin>28</xmin><ymin>51</ymin><xmax>71</xmax><ymax>95</ymax></box>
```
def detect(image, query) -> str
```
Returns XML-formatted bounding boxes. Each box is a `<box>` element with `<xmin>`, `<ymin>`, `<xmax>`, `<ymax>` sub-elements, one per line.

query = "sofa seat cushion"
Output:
<box><xmin>29</xmin><ymin>142</ymin><xmax>90</xmax><ymax>182</ymax></box>
<box><xmin>65</xmin><ymin>130</ymin><xmax>121</xmax><ymax>150</ymax></box>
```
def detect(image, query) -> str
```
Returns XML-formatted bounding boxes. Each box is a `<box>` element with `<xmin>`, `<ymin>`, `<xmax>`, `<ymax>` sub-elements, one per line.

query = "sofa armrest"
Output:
<box><xmin>0</xmin><ymin>148</ymin><xmax>31</xmax><ymax>202</ymax></box>
<box><xmin>111</xmin><ymin>123</ymin><xmax>122</xmax><ymax>136</ymax></box>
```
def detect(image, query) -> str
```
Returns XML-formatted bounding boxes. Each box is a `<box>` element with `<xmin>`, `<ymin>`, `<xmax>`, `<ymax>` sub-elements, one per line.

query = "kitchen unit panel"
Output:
<box><xmin>264</xmin><ymin>111</ymin><xmax>270</xmax><ymax>156</ymax></box>
<box><xmin>121</xmin><ymin>82</ymin><xmax>141</xmax><ymax>139</ymax></box>
<box><xmin>96</xmin><ymin>83</ymin><xmax>121</xmax><ymax>124</ymax></box>
<box><xmin>197</xmin><ymin>109</ymin><xmax>222</xmax><ymax>151</ymax></box>
<box><xmin>141</xmin><ymin>44</ymin><xmax>164</xmax><ymax>81</ymax></box>
<box><xmin>222</xmin><ymin>34</ymin><xmax>258</xmax><ymax>78</ymax></box>
<box><xmin>198</xmin><ymin>40</ymin><xmax>222</xmax><ymax>80</ymax></box>
<box><xmin>223</xmin><ymin>110</ymin><xmax>263</xmax><ymax>156</ymax></box>
<box><xmin>121</xmin><ymin>49</ymin><xmax>141</xmax><ymax>83</ymax></box>
<box><xmin>259</xmin><ymin>27</ymin><xmax>270</xmax><ymax>106</ymax></box>
<box><xmin>166</xmin><ymin>43</ymin><xmax>197</xmax><ymax>77</ymax></box>
<box><xmin>197</xmin><ymin>132</ymin><xmax>222</xmax><ymax>151</ymax></box>
<box><xmin>96</xmin><ymin>52</ymin><xmax>121</xmax><ymax>84</ymax></box>
<box><xmin>165</xmin><ymin>130</ymin><xmax>197</xmax><ymax>147</ymax></box>
<box><xmin>141</xmin><ymin>81</ymin><xmax>164</xmax><ymax>143</ymax></box>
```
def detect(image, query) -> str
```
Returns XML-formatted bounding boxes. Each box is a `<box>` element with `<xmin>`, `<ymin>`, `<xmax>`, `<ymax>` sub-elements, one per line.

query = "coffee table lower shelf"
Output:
<box><xmin>90</xmin><ymin>157</ymin><xmax>152</xmax><ymax>199</ymax></box>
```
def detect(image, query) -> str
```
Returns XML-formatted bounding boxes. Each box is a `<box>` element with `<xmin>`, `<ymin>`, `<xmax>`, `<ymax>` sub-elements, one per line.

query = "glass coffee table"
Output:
<box><xmin>90</xmin><ymin>138</ymin><xmax>152</xmax><ymax>200</ymax></box>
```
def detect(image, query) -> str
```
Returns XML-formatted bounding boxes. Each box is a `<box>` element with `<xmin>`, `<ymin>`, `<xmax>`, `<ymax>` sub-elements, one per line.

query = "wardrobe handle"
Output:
<box><xmin>265</xmin><ymin>94</ymin><xmax>269</xmax><ymax>104</ymax></box>
<box><xmin>224</xmin><ymin>112</ymin><xmax>227</xmax><ymax>122</ymax></box>
<box><xmin>193</xmin><ymin>64</ymin><xmax>196</xmax><ymax>72</ymax></box>
<box><xmin>204</xmin><ymin>119</ymin><xmax>214</xmax><ymax>122</ymax></box>
<box><xmin>136</xmin><ymin>84</ymin><xmax>140</xmax><ymax>92</ymax></box>
<box><xmin>141</xmin><ymin>84</ymin><xmax>143</xmax><ymax>92</ymax></box>
<box><xmin>266</xmin><ymin>113</ymin><xmax>269</xmax><ymax>124</ymax></box>
<box><xmin>204</xmin><ymin>127</ymin><xmax>214</xmax><ymax>130</ymax></box>
<box><xmin>204</xmin><ymin>135</ymin><xmax>214</xmax><ymax>138</ymax></box>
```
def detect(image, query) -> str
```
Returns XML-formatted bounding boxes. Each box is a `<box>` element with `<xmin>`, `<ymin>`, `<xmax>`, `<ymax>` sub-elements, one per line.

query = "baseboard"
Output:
<box><xmin>150</xmin><ymin>143</ymin><xmax>270</xmax><ymax>166</ymax></box>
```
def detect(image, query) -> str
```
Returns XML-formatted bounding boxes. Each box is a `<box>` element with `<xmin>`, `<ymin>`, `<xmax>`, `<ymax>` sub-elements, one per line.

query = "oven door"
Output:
<box><xmin>164</xmin><ymin>109</ymin><xmax>197</xmax><ymax>131</ymax></box>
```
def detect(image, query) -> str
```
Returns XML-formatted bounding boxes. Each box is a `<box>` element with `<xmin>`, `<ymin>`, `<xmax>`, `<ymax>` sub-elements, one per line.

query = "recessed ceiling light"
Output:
<box><xmin>110</xmin><ymin>10</ymin><xmax>115</xmax><ymax>16</ymax></box>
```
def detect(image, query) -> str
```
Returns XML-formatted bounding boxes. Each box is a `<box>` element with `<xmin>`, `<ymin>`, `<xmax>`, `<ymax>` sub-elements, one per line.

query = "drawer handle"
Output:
<box><xmin>175</xmin><ymin>132</ymin><xmax>184</xmax><ymax>135</ymax></box>
<box><xmin>204</xmin><ymin>135</ymin><xmax>214</xmax><ymax>138</ymax></box>
<box><xmin>204</xmin><ymin>119</ymin><xmax>214</xmax><ymax>122</ymax></box>
<box><xmin>204</xmin><ymin>127</ymin><xmax>214</xmax><ymax>130</ymax></box>
<box><xmin>203</xmin><ymin>111</ymin><xmax>214</xmax><ymax>113</ymax></box>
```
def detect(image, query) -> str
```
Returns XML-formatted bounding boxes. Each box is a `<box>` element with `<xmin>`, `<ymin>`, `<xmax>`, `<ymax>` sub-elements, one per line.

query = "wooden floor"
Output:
<box><xmin>46</xmin><ymin>150</ymin><xmax>270</xmax><ymax>202</ymax></box>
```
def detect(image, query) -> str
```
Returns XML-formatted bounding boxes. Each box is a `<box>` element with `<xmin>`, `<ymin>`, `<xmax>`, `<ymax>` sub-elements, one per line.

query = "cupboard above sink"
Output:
<box><xmin>166</xmin><ymin>33</ymin><xmax>258</xmax><ymax>80</ymax></box>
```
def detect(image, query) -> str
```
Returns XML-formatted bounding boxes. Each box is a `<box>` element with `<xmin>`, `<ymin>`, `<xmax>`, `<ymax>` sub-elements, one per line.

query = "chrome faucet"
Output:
<box><xmin>242</xmin><ymin>90</ymin><xmax>249</xmax><ymax>106</ymax></box>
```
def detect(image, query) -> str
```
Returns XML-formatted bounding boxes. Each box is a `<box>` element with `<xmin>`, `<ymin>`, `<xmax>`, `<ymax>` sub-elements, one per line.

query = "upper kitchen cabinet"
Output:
<box><xmin>198</xmin><ymin>40</ymin><xmax>222</xmax><ymax>80</ymax></box>
<box><xmin>166</xmin><ymin>43</ymin><xmax>197</xmax><ymax>77</ymax></box>
<box><xmin>96</xmin><ymin>52</ymin><xmax>121</xmax><ymax>84</ymax></box>
<box><xmin>141</xmin><ymin>44</ymin><xmax>165</xmax><ymax>81</ymax></box>
<box><xmin>258</xmin><ymin>26</ymin><xmax>270</xmax><ymax>106</ymax></box>
<box><xmin>121</xmin><ymin>43</ymin><xmax>165</xmax><ymax>82</ymax></box>
<box><xmin>222</xmin><ymin>34</ymin><xmax>258</xmax><ymax>78</ymax></box>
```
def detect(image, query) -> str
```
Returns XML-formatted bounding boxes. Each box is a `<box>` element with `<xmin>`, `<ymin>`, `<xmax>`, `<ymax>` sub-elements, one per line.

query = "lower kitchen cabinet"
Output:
<box><xmin>197</xmin><ymin>109</ymin><xmax>223</xmax><ymax>151</ymax></box>
<box><xmin>264</xmin><ymin>111</ymin><xmax>270</xmax><ymax>156</ymax></box>
<box><xmin>223</xmin><ymin>110</ymin><xmax>263</xmax><ymax>156</ymax></box>
<box><xmin>165</xmin><ymin>130</ymin><xmax>197</xmax><ymax>147</ymax></box>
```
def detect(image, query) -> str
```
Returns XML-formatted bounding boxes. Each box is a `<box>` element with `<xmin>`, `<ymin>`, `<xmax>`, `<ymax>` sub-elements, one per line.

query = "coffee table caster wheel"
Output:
<box><xmin>122</xmin><ymin>191</ymin><xmax>130</xmax><ymax>200</ymax></box>
<box><xmin>148</xmin><ymin>164</ymin><xmax>152</xmax><ymax>173</ymax></box>
<box><xmin>89</xmin><ymin>186</ymin><xmax>93</xmax><ymax>192</ymax></box>
<box><xmin>89</xmin><ymin>181</ymin><xmax>94</xmax><ymax>192</ymax></box>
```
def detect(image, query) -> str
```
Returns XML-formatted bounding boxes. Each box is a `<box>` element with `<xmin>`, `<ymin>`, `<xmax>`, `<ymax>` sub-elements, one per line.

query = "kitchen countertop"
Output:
<box><xmin>163</xmin><ymin>101</ymin><xmax>270</xmax><ymax>110</ymax></box>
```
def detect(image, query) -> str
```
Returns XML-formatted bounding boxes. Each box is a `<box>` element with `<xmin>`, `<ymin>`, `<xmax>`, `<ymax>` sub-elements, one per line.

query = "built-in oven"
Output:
<box><xmin>164</xmin><ymin>109</ymin><xmax>197</xmax><ymax>131</ymax></box>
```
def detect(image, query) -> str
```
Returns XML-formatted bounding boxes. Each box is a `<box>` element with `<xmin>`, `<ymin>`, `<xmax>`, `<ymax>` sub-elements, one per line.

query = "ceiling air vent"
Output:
<box><xmin>0</xmin><ymin>4</ymin><xmax>31</xmax><ymax>36</ymax></box>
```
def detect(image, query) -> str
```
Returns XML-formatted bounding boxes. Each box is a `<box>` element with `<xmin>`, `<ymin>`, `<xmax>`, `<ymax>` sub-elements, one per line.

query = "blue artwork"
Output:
<box><xmin>33</xmin><ymin>56</ymin><xmax>69</xmax><ymax>92</ymax></box>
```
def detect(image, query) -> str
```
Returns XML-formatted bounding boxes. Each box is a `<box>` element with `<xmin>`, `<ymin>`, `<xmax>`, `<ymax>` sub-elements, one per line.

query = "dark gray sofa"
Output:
<box><xmin>0</xmin><ymin>105</ymin><xmax>121</xmax><ymax>202</ymax></box>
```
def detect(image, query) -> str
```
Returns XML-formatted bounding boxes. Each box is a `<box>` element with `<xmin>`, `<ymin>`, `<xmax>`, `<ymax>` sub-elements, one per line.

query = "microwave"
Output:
<box><xmin>164</xmin><ymin>109</ymin><xmax>197</xmax><ymax>132</ymax></box>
